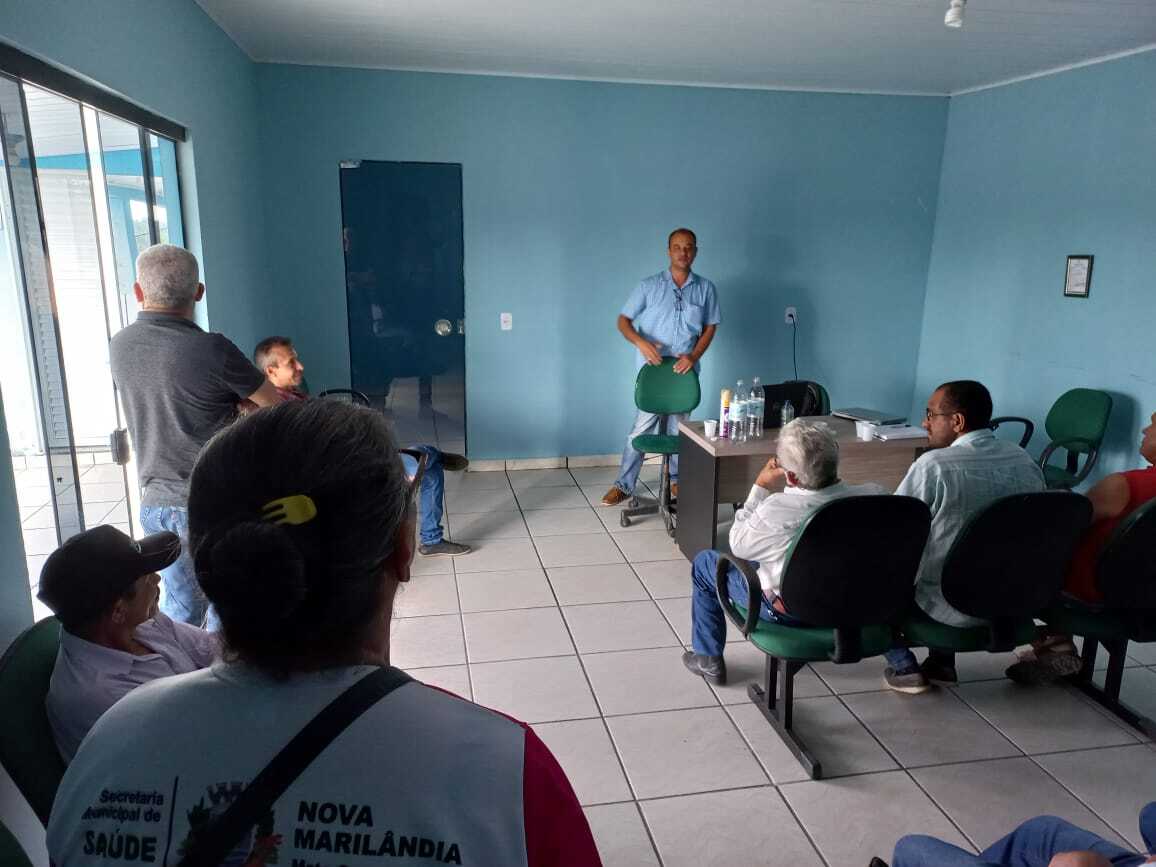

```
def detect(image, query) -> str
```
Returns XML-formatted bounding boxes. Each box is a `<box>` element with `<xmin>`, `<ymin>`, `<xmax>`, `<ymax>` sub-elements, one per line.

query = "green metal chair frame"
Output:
<box><xmin>717</xmin><ymin>495</ymin><xmax>931</xmax><ymax>779</ymax></box>
<box><xmin>620</xmin><ymin>358</ymin><xmax>700</xmax><ymax>537</ymax></box>
<box><xmin>991</xmin><ymin>389</ymin><xmax>1113</xmax><ymax>489</ymax></box>
<box><xmin>899</xmin><ymin>492</ymin><xmax>1091</xmax><ymax>657</ymax></box>
<box><xmin>1043</xmin><ymin>497</ymin><xmax>1156</xmax><ymax>737</ymax></box>
<box><xmin>0</xmin><ymin>617</ymin><xmax>66</xmax><ymax>826</ymax></box>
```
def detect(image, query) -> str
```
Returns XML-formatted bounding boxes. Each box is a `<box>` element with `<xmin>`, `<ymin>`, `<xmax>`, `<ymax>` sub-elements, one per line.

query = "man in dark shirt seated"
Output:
<box><xmin>38</xmin><ymin>525</ymin><xmax>217</xmax><ymax>762</ymax></box>
<box><xmin>253</xmin><ymin>335</ymin><xmax>471</xmax><ymax>557</ymax></box>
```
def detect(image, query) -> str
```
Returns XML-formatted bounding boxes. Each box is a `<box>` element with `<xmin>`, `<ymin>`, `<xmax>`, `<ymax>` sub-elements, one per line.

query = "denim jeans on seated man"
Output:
<box><xmin>400</xmin><ymin>444</ymin><xmax>447</xmax><ymax>547</ymax></box>
<box><xmin>690</xmin><ymin>549</ymin><xmax>803</xmax><ymax>660</ymax></box>
<box><xmin>139</xmin><ymin>505</ymin><xmax>207</xmax><ymax>627</ymax></box>
<box><xmin>892</xmin><ymin>803</ymin><xmax>1156</xmax><ymax>867</ymax></box>
<box><xmin>612</xmin><ymin>410</ymin><xmax>687</xmax><ymax>496</ymax></box>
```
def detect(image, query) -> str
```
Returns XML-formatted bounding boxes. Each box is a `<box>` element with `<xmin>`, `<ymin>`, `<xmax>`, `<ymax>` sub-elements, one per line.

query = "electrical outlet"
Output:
<box><xmin>785</xmin><ymin>306</ymin><xmax>797</xmax><ymax>325</ymax></box>
<box><xmin>500</xmin><ymin>312</ymin><xmax>513</xmax><ymax>331</ymax></box>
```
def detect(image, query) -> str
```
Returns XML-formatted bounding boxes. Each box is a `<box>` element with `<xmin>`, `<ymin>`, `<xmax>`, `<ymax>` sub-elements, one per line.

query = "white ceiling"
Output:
<box><xmin>195</xmin><ymin>0</ymin><xmax>1156</xmax><ymax>96</ymax></box>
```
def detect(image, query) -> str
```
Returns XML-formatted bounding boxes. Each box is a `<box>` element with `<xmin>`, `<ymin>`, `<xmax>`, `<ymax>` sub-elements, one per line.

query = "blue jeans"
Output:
<box><xmin>139</xmin><ymin>505</ymin><xmax>206</xmax><ymax>627</ymax></box>
<box><xmin>401</xmin><ymin>444</ymin><xmax>445</xmax><ymax>546</ymax></box>
<box><xmin>690</xmin><ymin>549</ymin><xmax>801</xmax><ymax>657</ymax></box>
<box><xmin>893</xmin><ymin>806</ymin><xmax>1156</xmax><ymax>866</ymax></box>
<box><xmin>614</xmin><ymin>410</ymin><xmax>687</xmax><ymax>495</ymax></box>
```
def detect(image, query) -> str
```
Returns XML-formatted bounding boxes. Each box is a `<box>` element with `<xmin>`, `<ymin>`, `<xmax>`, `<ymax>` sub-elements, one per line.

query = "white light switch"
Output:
<box><xmin>500</xmin><ymin>313</ymin><xmax>513</xmax><ymax>331</ymax></box>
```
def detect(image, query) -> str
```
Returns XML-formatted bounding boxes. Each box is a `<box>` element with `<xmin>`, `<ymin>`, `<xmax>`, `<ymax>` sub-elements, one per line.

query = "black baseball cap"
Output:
<box><xmin>37</xmin><ymin>525</ymin><xmax>181</xmax><ymax>628</ymax></box>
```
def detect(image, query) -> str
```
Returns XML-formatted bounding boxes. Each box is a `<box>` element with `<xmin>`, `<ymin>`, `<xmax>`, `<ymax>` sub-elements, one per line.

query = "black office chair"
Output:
<box><xmin>762</xmin><ymin>380</ymin><xmax>828</xmax><ymax>429</ymax></box>
<box><xmin>899</xmin><ymin>492</ymin><xmax>1091</xmax><ymax>655</ymax></box>
<box><xmin>1042</xmin><ymin>497</ymin><xmax>1156</xmax><ymax>736</ymax></box>
<box><xmin>317</xmin><ymin>388</ymin><xmax>371</xmax><ymax>407</ymax></box>
<box><xmin>717</xmin><ymin>495</ymin><xmax>930</xmax><ymax>779</ymax></box>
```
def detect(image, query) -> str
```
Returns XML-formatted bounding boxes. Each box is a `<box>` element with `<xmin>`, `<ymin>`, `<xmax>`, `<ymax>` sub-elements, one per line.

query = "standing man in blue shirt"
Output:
<box><xmin>602</xmin><ymin>228</ymin><xmax>721</xmax><ymax>507</ymax></box>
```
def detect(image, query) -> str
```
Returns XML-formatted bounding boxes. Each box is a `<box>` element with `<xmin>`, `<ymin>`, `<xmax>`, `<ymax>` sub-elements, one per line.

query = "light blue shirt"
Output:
<box><xmin>896</xmin><ymin>429</ymin><xmax>1045</xmax><ymax>627</ymax></box>
<box><xmin>621</xmin><ymin>269</ymin><xmax>721</xmax><ymax>369</ymax></box>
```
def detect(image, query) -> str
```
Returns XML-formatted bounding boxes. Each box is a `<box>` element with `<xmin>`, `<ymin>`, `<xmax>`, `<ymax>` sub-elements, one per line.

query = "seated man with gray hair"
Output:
<box><xmin>683</xmin><ymin>418</ymin><xmax>886</xmax><ymax>684</ymax></box>
<box><xmin>110</xmin><ymin>244</ymin><xmax>282</xmax><ymax>627</ymax></box>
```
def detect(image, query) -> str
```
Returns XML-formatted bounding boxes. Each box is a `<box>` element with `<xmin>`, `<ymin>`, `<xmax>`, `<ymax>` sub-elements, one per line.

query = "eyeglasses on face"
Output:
<box><xmin>924</xmin><ymin>408</ymin><xmax>956</xmax><ymax>420</ymax></box>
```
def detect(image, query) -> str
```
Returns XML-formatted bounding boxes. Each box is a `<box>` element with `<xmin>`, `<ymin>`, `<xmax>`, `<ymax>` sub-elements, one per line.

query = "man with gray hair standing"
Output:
<box><xmin>110</xmin><ymin>244</ymin><xmax>281</xmax><ymax>626</ymax></box>
<box><xmin>682</xmin><ymin>418</ymin><xmax>886</xmax><ymax>684</ymax></box>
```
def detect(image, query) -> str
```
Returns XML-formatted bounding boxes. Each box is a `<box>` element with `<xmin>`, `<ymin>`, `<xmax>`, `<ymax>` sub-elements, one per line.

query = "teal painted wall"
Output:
<box><xmin>256</xmin><ymin>66</ymin><xmax>948</xmax><ymax>458</ymax></box>
<box><xmin>912</xmin><ymin>50</ymin><xmax>1156</xmax><ymax>483</ymax></box>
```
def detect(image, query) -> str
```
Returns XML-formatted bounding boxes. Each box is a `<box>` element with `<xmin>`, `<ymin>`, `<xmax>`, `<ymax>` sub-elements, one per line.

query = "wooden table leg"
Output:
<box><xmin>677</xmin><ymin>432</ymin><xmax>719</xmax><ymax>560</ymax></box>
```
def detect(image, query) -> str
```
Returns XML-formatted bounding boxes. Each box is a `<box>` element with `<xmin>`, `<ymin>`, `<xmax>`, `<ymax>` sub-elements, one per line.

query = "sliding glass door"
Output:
<box><xmin>0</xmin><ymin>72</ymin><xmax>185</xmax><ymax>617</ymax></box>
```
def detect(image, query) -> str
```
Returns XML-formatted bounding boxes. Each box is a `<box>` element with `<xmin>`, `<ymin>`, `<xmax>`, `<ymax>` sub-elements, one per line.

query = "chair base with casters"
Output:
<box><xmin>0</xmin><ymin>617</ymin><xmax>65</xmax><ymax>827</ymax></box>
<box><xmin>620</xmin><ymin>439</ymin><xmax>678</xmax><ymax>536</ymax></box>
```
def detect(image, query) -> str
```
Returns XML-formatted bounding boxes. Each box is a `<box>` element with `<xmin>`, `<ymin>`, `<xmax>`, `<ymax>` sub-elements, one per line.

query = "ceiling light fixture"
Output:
<box><xmin>945</xmin><ymin>0</ymin><xmax>966</xmax><ymax>28</ymax></box>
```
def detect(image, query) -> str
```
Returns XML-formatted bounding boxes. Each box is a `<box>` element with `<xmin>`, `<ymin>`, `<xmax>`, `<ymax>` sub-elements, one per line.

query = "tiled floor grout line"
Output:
<box><xmin>1027</xmin><ymin>752</ymin><xmax>1140</xmax><ymax>849</ymax></box>
<box><xmin>516</xmin><ymin>474</ymin><xmax>668</xmax><ymax>866</ymax></box>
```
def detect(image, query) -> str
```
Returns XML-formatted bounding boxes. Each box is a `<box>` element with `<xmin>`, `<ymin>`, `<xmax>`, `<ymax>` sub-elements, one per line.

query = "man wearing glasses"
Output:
<box><xmin>882</xmin><ymin>380</ymin><xmax>1044</xmax><ymax>694</ymax></box>
<box><xmin>602</xmin><ymin>228</ymin><xmax>721</xmax><ymax>507</ymax></box>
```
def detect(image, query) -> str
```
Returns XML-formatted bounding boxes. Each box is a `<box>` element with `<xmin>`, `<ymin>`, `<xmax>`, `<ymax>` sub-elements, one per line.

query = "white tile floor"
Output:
<box><xmin>391</xmin><ymin>465</ymin><xmax>1156</xmax><ymax>865</ymax></box>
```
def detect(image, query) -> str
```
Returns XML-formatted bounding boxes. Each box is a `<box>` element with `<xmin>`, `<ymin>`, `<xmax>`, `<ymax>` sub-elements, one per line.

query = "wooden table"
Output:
<box><xmin>676</xmin><ymin>416</ymin><xmax>928</xmax><ymax>559</ymax></box>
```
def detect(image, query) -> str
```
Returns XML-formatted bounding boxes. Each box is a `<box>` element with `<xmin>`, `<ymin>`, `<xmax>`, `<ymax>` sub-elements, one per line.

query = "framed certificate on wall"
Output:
<box><xmin>1064</xmin><ymin>255</ymin><xmax>1093</xmax><ymax>298</ymax></box>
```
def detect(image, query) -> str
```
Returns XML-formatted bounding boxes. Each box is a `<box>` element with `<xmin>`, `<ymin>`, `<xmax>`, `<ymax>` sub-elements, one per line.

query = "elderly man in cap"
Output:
<box><xmin>39</xmin><ymin>525</ymin><xmax>218</xmax><ymax>762</ymax></box>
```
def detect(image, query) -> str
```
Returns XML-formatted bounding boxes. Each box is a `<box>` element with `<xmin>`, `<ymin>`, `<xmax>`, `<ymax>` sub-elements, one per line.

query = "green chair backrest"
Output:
<box><xmin>0</xmin><ymin>617</ymin><xmax>66</xmax><ymax>826</ymax></box>
<box><xmin>1045</xmin><ymin>389</ymin><xmax>1113</xmax><ymax>454</ymax></box>
<box><xmin>634</xmin><ymin>357</ymin><xmax>701</xmax><ymax>416</ymax></box>
<box><xmin>0</xmin><ymin>818</ymin><xmax>34</xmax><ymax>867</ymax></box>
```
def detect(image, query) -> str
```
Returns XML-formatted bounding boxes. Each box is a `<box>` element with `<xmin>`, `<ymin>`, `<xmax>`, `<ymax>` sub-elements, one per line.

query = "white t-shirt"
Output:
<box><xmin>47</xmin><ymin>662</ymin><xmax>599</xmax><ymax>867</ymax></box>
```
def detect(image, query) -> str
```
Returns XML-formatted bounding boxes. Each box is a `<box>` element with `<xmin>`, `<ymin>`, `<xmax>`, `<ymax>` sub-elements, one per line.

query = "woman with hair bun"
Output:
<box><xmin>47</xmin><ymin>399</ymin><xmax>600</xmax><ymax>867</ymax></box>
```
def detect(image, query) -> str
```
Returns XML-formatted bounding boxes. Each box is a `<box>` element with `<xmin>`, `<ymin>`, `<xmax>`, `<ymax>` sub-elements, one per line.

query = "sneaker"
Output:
<box><xmin>883</xmin><ymin>666</ymin><xmax>930</xmax><ymax>695</ymax></box>
<box><xmin>601</xmin><ymin>487</ymin><xmax>630</xmax><ymax>507</ymax></box>
<box><xmin>418</xmin><ymin>540</ymin><xmax>472</xmax><ymax>557</ymax></box>
<box><xmin>441</xmin><ymin>452</ymin><xmax>469</xmax><ymax>472</ymax></box>
<box><xmin>682</xmin><ymin>650</ymin><xmax>727</xmax><ymax>685</ymax></box>
<box><xmin>1005</xmin><ymin>650</ymin><xmax>1082</xmax><ymax>685</ymax></box>
<box><xmin>920</xmin><ymin>657</ymin><xmax>958</xmax><ymax>686</ymax></box>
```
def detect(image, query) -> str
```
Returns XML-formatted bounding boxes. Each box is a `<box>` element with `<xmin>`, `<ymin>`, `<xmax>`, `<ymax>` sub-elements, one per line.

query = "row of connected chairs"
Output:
<box><xmin>718</xmin><ymin>490</ymin><xmax>1156</xmax><ymax>779</ymax></box>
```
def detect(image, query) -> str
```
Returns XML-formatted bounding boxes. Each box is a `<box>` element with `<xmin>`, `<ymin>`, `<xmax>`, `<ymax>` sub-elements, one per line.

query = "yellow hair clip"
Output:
<box><xmin>261</xmin><ymin>494</ymin><xmax>318</xmax><ymax>526</ymax></box>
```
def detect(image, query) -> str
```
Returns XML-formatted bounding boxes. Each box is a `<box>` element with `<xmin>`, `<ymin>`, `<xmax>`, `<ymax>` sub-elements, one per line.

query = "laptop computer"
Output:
<box><xmin>831</xmin><ymin>407</ymin><xmax>907</xmax><ymax>425</ymax></box>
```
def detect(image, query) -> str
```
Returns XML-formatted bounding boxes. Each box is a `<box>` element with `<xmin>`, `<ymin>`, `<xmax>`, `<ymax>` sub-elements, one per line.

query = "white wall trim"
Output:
<box><xmin>950</xmin><ymin>42</ymin><xmax>1156</xmax><ymax>96</ymax></box>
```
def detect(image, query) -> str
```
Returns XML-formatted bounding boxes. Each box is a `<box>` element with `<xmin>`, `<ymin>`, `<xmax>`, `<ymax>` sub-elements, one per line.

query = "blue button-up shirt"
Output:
<box><xmin>621</xmin><ymin>270</ymin><xmax>721</xmax><ymax>369</ymax></box>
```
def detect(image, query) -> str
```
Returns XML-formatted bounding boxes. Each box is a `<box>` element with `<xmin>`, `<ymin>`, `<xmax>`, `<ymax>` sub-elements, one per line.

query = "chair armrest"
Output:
<box><xmin>1040</xmin><ymin>438</ymin><xmax>1099</xmax><ymax>488</ymax></box>
<box><xmin>989</xmin><ymin>416</ymin><xmax>1034</xmax><ymax>449</ymax></box>
<box><xmin>715</xmin><ymin>554</ymin><xmax>761</xmax><ymax>638</ymax></box>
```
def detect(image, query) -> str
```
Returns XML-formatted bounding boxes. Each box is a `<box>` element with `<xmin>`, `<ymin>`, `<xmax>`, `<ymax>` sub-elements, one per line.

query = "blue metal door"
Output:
<box><xmin>340</xmin><ymin>161</ymin><xmax>465</xmax><ymax>453</ymax></box>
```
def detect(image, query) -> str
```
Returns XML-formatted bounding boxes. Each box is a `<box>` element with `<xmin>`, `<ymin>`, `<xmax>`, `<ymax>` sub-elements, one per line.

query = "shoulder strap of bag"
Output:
<box><xmin>177</xmin><ymin>666</ymin><xmax>412</xmax><ymax>867</ymax></box>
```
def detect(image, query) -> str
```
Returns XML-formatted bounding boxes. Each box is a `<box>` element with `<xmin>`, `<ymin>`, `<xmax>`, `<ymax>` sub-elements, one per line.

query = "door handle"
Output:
<box><xmin>110</xmin><ymin>429</ymin><xmax>130</xmax><ymax>465</ymax></box>
<box><xmin>434</xmin><ymin>319</ymin><xmax>452</xmax><ymax>336</ymax></box>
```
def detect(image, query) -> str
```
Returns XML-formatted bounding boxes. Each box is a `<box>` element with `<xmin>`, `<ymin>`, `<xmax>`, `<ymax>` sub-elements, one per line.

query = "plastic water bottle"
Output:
<box><xmin>781</xmin><ymin>398</ymin><xmax>795</xmax><ymax>428</ymax></box>
<box><xmin>749</xmin><ymin>377</ymin><xmax>765</xmax><ymax>438</ymax></box>
<box><xmin>732</xmin><ymin>380</ymin><xmax>748</xmax><ymax>443</ymax></box>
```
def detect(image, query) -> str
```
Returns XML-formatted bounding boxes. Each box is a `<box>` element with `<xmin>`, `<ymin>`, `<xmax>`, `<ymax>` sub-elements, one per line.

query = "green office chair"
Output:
<box><xmin>619</xmin><ymin>358</ymin><xmax>700</xmax><ymax>537</ymax></box>
<box><xmin>0</xmin><ymin>818</ymin><xmax>34</xmax><ymax>867</ymax></box>
<box><xmin>991</xmin><ymin>389</ymin><xmax>1112</xmax><ymax>489</ymax></box>
<box><xmin>717</xmin><ymin>495</ymin><xmax>931</xmax><ymax>779</ymax></box>
<box><xmin>899</xmin><ymin>492</ymin><xmax>1091</xmax><ymax>657</ymax></box>
<box><xmin>0</xmin><ymin>617</ymin><xmax>66</xmax><ymax>826</ymax></box>
<box><xmin>1042</xmin><ymin>497</ymin><xmax>1156</xmax><ymax>737</ymax></box>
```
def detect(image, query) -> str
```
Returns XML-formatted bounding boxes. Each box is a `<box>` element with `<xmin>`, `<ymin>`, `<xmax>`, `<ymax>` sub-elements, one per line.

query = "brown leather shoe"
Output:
<box><xmin>670</xmin><ymin>482</ymin><xmax>679</xmax><ymax>500</ymax></box>
<box><xmin>600</xmin><ymin>487</ymin><xmax>630</xmax><ymax>507</ymax></box>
